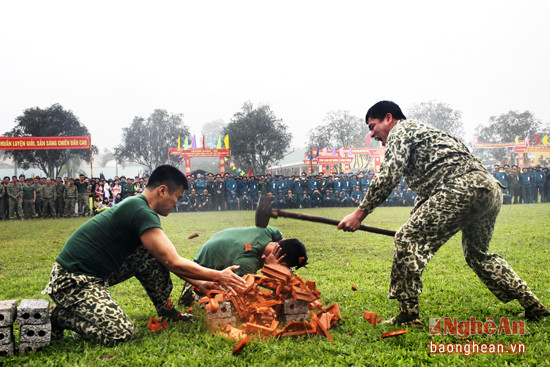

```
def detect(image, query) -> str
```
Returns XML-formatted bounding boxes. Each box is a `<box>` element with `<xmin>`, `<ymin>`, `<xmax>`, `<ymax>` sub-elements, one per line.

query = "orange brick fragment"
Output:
<box><xmin>363</xmin><ymin>311</ymin><xmax>378</xmax><ymax>326</ymax></box>
<box><xmin>147</xmin><ymin>316</ymin><xmax>169</xmax><ymax>333</ymax></box>
<box><xmin>232</xmin><ymin>335</ymin><xmax>250</xmax><ymax>355</ymax></box>
<box><xmin>351</xmin><ymin>284</ymin><xmax>357</xmax><ymax>291</ymax></box>
<box><xmin>381</xmin><ymin>329</ymin><xmax>408</xmax><ymax>339</ymax></box>
<box><xmin>188</xmin><ymin>233</ymin><xmax>199</xmax><ymax>239</ymax></box>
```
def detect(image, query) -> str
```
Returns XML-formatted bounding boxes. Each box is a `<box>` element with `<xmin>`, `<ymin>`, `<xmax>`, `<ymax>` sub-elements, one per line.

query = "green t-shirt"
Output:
<box><xmin>74</xmin><ymin>180</ymin><xmax>88</xmax><ymax>194</ymax></box>
<box><xmin>56</xmin><ymin>194</ymin><xmax>161</xmax><ymax>278</ymax></box>
<box><xmin>194</xmin><ymin>226</ymin><xmax>283</xmax><ymax>276</ymax></box>
<box><xmin>22</xmin><ymin>185</ymin><xmax>35</xmax><ymax>200</ymax></box>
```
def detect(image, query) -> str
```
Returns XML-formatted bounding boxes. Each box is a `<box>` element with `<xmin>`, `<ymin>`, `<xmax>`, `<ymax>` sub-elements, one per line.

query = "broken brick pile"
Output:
<box><xmin>200</xmin><ymin>264</ymin><xmax>342</xmax><ymax>343</ymax></box>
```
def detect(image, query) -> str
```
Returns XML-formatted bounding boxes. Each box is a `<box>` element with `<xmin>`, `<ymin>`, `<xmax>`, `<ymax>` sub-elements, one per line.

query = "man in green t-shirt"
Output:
<box><xmin>179</xmin><ymin>226</ymin><xmax>308</xmax><ymax>305</ymax></box>
<box><xmin>43</xmin><ymin>165</ymin><xmax>246</xmax><ymax>344</ymax></box>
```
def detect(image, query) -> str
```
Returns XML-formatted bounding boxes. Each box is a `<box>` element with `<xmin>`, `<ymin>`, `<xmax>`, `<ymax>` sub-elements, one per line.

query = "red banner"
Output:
<box><xmin>0</xmin><ymin>136</ymin><xmax>91</xmax><ymax>150</ymax></box>
<box><xmin>514</xmin><ymin>146</ymin><xmax>550</xmax><ymax>153</ymax></box>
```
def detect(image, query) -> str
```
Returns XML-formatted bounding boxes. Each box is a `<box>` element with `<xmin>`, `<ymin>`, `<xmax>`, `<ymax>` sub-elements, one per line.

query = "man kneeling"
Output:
<box><xmin>179</xmin><ymin>226</ymin><xmax>308</xmax><ymax>305</ymax></box>
<box><xmin>42</xmin><ymin>165</ymin><xmax>245</xmax><ymax>344</ymax></box>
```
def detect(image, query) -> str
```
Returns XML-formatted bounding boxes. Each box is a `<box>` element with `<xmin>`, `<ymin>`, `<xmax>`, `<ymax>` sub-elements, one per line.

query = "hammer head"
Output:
<box><xmin>255</xmin><ymin>195</ymin><xmax>272</xmax><ymax>228</ymax></box>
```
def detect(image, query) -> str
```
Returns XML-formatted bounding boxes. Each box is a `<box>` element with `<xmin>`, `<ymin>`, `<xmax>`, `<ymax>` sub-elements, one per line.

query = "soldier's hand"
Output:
<box><xmin>338</xmin><ymin>208</ymin><xmax>368</xmax><ymax>232</ymax></box>
<box><xmin>217</xmin><ymin>266</ymin><xmax>246</xmax><ymax>294</ymax></box>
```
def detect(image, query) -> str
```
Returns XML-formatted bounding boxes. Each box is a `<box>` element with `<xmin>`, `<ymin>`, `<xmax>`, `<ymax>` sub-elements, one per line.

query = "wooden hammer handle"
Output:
<box><xmin>273</xmin><ymin>209</ymin><xmax>396</xmax><ymax>237</ymax></box>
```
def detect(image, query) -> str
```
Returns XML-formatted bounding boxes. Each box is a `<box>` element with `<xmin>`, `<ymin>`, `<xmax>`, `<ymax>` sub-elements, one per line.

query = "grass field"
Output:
<box><xmin>1</xmin><ymin>204</ymin><xmax>549</xmax><ymax>366</ymax></box>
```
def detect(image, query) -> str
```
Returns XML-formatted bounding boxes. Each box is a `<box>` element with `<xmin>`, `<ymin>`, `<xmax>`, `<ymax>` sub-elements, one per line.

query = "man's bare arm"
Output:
<box><xmin>140</xmin><ymin>228</ymin><xmax>245</xmax><ymax>292</ymax></box>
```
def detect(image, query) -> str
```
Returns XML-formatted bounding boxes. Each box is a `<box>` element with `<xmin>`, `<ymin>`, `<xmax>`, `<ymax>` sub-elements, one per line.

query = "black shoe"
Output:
<box><xmin>383</xmin><ymin>312</ymin><xmax>423</xmax><ymax>328</ymax></box>
<box><xmin>49</xmin><ymin>305</ymin><xmax>65</xmax><ymax>340</ymax></box>
<box><xmin>518</xmin><ymin>303</ymin><xmax>550</xmax><ymax>321</ymax></box>
<box><xmin>158</xmin><ymin>307</ymin><xmax>193</xmax><ymax>322</ymax></box>
<box><xmin>178</xmin><ymin>284</ymin><xmax>196</xmax><ymax>307</ymax></box>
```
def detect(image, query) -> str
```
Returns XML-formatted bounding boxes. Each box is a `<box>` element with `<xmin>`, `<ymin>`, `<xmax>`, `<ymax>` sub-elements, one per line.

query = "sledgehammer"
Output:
<box><xmin>255</xmin><ymin>196</ymin><xmax>396</xmax><ymax>237</ymax></box>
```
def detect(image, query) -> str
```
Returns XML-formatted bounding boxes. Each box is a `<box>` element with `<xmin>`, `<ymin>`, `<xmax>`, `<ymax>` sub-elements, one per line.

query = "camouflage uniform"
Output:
<box><xmin>7</xmin><ymin>182</ymin><xmax>23</xmax><ymax>219</ymax></box>
<box><xmin>64</xmin><ymin>184</ymin><xmax>78</xmax><ymax>217</ymax></box>
<box><xmin>42</xmin><ymin>184</ymin><xmax>57</xmax><ymax>217</ymax></box>
<box><xmin>43</xmin><ymin>246</ymin><xmax>174</xmax><ymax>344</ymax></box>
<box><xmin>56</xmin><ymin>182</ymin><xmax>65</xmax><ymax>217</ymax></box>
<box><xmin>359</xmin><ymin>119</ymin><xmax>541</xmax><ymax>314</ymax></box>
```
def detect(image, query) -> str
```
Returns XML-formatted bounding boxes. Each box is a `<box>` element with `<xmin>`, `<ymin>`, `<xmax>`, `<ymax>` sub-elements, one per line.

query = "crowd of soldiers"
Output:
<box><xmin>492</xmin><ymin>164</ymin><xmax>550</xmax><ymax>204</ymax></box>
<box><xmin>2</xmin><ymin>163</ymin><xmax>548</xmax><ymax>219</ymax></box>
<box><xmin>176</xmin><ymin>171</ymin><xmax>417</xmax><ymax>212</ymax></box>
<box><xmin>0</xmin><ymin>174</ymin><xmax>148</xmax><ymax>220</ymax></box>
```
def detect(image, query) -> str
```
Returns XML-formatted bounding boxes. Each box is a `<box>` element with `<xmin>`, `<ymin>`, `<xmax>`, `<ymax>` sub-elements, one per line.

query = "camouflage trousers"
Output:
<box><xmin>8</xmin><ymin>198</ymin><xmax>23</xmax><ymax>219</ymax></box>
<box><xmin>389</xmin><ymin>171</ymin><xmax>540</xmax><ymax>314</ymax></box>
<box><xmin>64</xmin><ymin>198</ymin><xmax>76</xmax><ymax>217</ymax></box>
<box><xmin>56</xmin><ymin>197</ymin><xmax>64</xmax><ymax>217</ymax></box>
<box><xmin>42</xmin><ymin>246</ymin><xmax>174</xmax><ymax>344</ymax></box>
<box><xmin>42</xmin><ymin>198</ymin><xmax>56</xmax><ymax>217</ymax></box>
<box><xmin>78</xmin><ymin>193</ymin><xmax>89</xmax><ymax>216</ymax></box>
<box><xmin>23</xmin><ymin>199</ymin><xmax>36</xmax><ymax>218</ymax></box>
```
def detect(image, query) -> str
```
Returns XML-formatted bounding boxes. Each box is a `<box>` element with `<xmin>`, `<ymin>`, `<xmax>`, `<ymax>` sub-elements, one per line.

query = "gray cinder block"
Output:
<box><xmin>0</xmin><ymin>342</ymin><xmax>15</xmax><ymax>357</ymax></box>
<box><xmin>0</xmin><ymin>326</ymin><xmax>14</xmax><ymax>345</ymax></box>
<box><xmin>283</xmin><ymin>299</ymin><xmax>308</xmax><ymax>315</ymax></box>
<box><xmin>0</xmin><ymin>300</ymin><xmax>17</xmax><ymax>327</ymax></box>
<box><xmin>19</xmin><ymin>322</ymin><xmax>51</xmax><ymax>344</ymax></box>
<box><xmin>205</xmin><ymin>302</ymin><xmax>233</xmax><ymax>320</ymax></box>
<box><xmin>17</xmin><ymin>299</ymin><xmax>50</xmax><ymax>325</ymax></box>
<box><xmin>283</xmin><ymin>313</ymin><xmax>309</xmax><ymax>323</ymax></box>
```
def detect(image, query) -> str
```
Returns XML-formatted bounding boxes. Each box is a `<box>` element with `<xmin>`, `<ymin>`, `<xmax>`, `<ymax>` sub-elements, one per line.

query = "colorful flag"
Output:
<box><xmin>177</xmin><ymin>135</ymin><xmax>181</xmax><ymax>149</ymax></box>
<box><xmin>217</xmin><ymin>136</ymin><xmax>222</xmax><ymax>149</ymax></box>
<box><xmin>322</xmin><ymin>147</ymin><xmax>327</xmax><ymax>156</ymax></box>
<box><xmin>184</xmin><ymin>136</ymin><xmax>189</xmax><ymax>150</ymax></box>
<box><xmin>191</xmin><ymin>135</ymin><xmax>197</xmax><ymax>149</ymax></box>
<box><xmin>339</xmin><ymin>147</ymin><xmax>345</xmax><ymax>157</ymax></box>
<box><xmin>224</xmin><ymin>135</ymin><xmax>230</xmax><ymax>149</ymax></box>
<box><xmin>525</xmin><ymin>136</ymin><xmax>530</xmax><ymax>146</ymax></box>
<box><xmin>515</xmin><ymin>136</ymin><xmax>519</xmax><ymax>145</ymax></box>
<box><xmin>371</xmin><ymin>139</ymin><xmax>378</xmax><ymax>148</ymax></box>
<box><xmin>347</xmin><ymin>148</ymin><xmax>353</xmax><ymax>157</ymax></box>
<box><xmin>210</xmin><ymin>136</ymin><xmax>214</xmax><ymax>149</ymax></box>
<box><xmin>534</xmin><ymin>136</ymin><xmax>540</xmax><ymax>145</ymax></box>
<box><xmin>247</xmin><ymin>168</ymin><xmax>253</xmax><ymax>178</ymax></box>
<box><xmin>366</xmin><ymin>134</ymin><xmax>372</xmax><ymax>147</ymax></box>
<box><xmin>543</xmin><ymin>135</ymin><xmax>548</xmax><ymax>145</ymax></box>
<box><xmin>331</xmin><ymin>148</ymin><xmax>336</xmax><ymax>156</ymax></box>
<box><xmin>202</xmin><ymin>136</ymin><xmax>205</xmax><ymax>149</ymax></box>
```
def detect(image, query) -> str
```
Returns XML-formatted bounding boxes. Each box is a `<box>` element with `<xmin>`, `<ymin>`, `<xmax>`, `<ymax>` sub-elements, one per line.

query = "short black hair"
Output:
<box><xmin>365</xmin><ymin>100</ymin><xmax>407</xmax><ymax>122</ymax></box>
<box><xmin>278</xmin><ymin>238</ymin><xmax>308</xmax><ymax>269</ymax></box>
<box><xmin>147</xmin><ymin>165</ymin><xmax>188</xmax><ymax>192</ymax></box>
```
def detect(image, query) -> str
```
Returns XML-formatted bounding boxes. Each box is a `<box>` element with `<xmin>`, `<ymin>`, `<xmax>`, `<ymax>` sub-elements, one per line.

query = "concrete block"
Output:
<box><xmin>283</xmin><ymin>299</ymin><xmax>308</xmax><ymax>315</ymax></box>
<box><xmin>0</xmin><ymin>342</ymin><xmax>15</xmax><ymax>357</ymax></box>
<box><xmin>18</xmin><ymin>342</ymin><xmax>48</xmax><ymax>354</ymax></box>
<box><xmin>283</xmin><ymin>313</ymin><xmax>309</xmax><ymax>323</ymax></box>
<box><xmin>0</xmin><ymin>326</ymin><xmax>14</xmax><ymax>345</ymax></box>
<box><xmin>205</xmin><ymin>302</ymin><xmax>233</xmax><ymax>320</ymax></box>
<box><xmin>0</xmin><ymin>300</ymin><xmax>17</xmax><ymax>327</ymax></box>
<box><xmin>17</xmin><ymin>299</ymin><xmax>50</xmax><ymax>325</ymax></box>
<box><xmin>20</xmin><ymin>322</ymin><xmax>51</xmax><ymax>344</ymax></box>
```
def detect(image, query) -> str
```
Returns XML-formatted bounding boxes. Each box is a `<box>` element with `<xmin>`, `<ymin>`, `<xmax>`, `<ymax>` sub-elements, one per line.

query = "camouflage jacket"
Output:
<box><xmin>64</xmin><ymin>185</ymin><xmax>78</xmax><ymax>199</ymax></box>
<box><xmin>7</xmin><ymin>182</ymin><xmax>23</xmax><ymax>199</ymax></box>
<box><xmin>359</xmin><ymin>119</ymin><xmax>490</xmax><ymax>215</ymax></box>
<box><xmin>34</xmin><ymin>184</ymin><xmax>43</xmax><ymax>198</ymax></box>
<box><xmin>56</xmin><ymin>183</ymin><xmax>65</xmax><ymax>197</ymax></box>
<box><xmin>42</xmin><ymin>184</ymin><xmax>57</xmax><ymax>199</ymax></box>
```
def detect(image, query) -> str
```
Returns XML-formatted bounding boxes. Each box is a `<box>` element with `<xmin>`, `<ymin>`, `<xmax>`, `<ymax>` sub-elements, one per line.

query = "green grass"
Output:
<box><xmin>1</xmin><ymin>204</ymin><xmax>550</xmax><ymax>366</ymax></box>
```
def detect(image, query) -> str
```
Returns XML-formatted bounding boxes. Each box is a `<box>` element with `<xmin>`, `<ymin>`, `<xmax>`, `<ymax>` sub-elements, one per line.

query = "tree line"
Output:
<box><xmin>3</xmin><ymin>101</ymin><xmax>549</xmax><ymax>177</ymax></box>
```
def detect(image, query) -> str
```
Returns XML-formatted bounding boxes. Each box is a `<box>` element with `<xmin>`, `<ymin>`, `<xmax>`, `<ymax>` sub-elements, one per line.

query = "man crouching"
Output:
<box><xmin>42</xmin><ymin>165</ymin><xmax>245</xmax><ymax>344</ymax></box>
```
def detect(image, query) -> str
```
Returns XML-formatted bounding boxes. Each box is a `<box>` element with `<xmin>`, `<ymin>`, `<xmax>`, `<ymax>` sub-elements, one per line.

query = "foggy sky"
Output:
<box><xmin>1</xmin><ymin>0</ymin><xmax>549</xmax><ymax>153</ymax></box>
